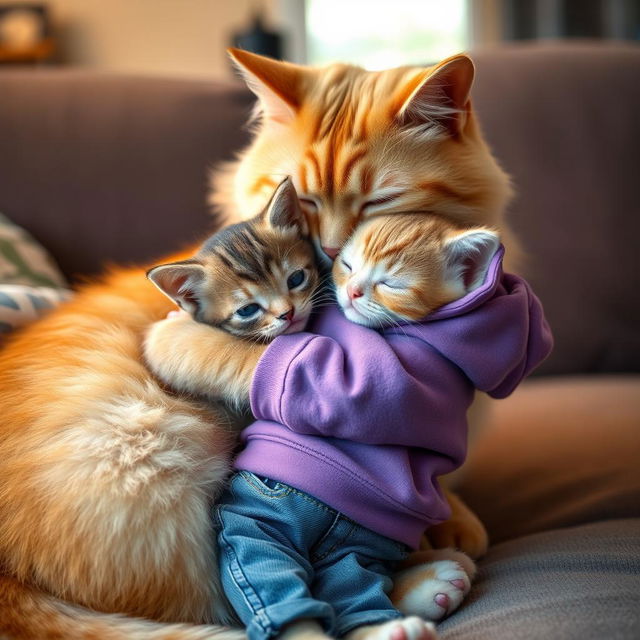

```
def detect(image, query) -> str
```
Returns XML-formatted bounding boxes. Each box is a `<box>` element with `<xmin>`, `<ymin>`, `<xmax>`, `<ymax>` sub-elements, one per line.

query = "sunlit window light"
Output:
<box><xmin>305</xmin><ymin>0</ymin><xmax>468</xmax><ymax>69</ymax></box>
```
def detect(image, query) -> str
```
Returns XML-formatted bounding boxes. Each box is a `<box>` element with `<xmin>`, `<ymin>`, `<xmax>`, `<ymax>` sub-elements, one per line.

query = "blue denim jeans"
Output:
<box><xmin>215</xmin><ymin>471</ymin><xmax>409</xmax><ymax>640</ymax></box>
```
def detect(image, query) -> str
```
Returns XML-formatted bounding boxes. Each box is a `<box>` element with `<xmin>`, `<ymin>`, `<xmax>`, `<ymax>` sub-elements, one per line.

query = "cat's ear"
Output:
<box><xmin>147</xmin><ymin>261</ymin><xmax>206</xmax><ymax>315</ymax></box>
<box><xmin>228</xmin><ymin>48</ymin><xmax>305</xmax><ymax>125</ymax></box>
<box><xmin>263</xmin><ymin>176</ymin><xmax>308</xmax><ymax>234</ymax></box>
<box><xmin>442</xmin><ymin>227</ymin><xmax>500</xmax><ymax>294</ymax></box>
<box><xmin>397</xmin><ymin>54</ymin><xmax>474</xmax><ymax>137</ymax></box>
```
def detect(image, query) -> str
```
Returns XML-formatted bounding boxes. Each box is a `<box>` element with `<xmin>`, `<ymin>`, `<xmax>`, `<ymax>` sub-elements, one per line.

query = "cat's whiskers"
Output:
<box><xmin>377</xmin><ymin>307</ymin><xmax>410</xmax><ymax>338</ymax></box>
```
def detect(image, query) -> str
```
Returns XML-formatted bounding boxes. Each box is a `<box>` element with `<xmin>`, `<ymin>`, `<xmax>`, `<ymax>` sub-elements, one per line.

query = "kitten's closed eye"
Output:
<box><xmin>378</xmin><ymin>280</ymin><xmax>404</xmax><ymax>290</ymax></box>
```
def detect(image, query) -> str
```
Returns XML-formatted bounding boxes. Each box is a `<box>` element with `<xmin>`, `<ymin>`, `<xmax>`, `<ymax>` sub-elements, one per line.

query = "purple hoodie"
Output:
<box><xmin>235</xmin><ymin>247</ymin><xmax>553</xmax><ymax>548</ymax></box>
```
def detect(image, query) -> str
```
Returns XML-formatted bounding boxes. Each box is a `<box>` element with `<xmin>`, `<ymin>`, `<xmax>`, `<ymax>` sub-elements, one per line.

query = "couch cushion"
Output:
<box><xmin>438</xmin><ymin>519</ymin><xmax>640</xmax><ymax>640</ymax></box>
<box><xmin>459</xmin><ymin>376</ymin><xmax>640</xmax><ymax>545</ymax></box>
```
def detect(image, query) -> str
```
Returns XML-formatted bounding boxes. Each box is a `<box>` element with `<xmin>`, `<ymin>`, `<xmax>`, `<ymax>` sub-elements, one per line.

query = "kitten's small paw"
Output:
<box><xmin>392</xmin><ymin>554</ymin><xmax>473</xmax><ymax>622</ymax></box>
<box><xmin>373</xmin><ymin>617</ymin><xmax>437</xmax><ymax>640</ymax></box>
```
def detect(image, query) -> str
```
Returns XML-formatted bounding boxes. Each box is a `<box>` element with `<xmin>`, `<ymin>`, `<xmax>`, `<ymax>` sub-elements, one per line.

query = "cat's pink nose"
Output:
<box><xmin>347</xmin><ymin>284</ymin><xmax>364</xmax><ymax>300</ymax></box>
<box><xmin>322</xmin><ymin>246</ymin><xmax>340</xmax><ymax>260</ymax></box>
<box><xmin>278</xmin><ymin>308</ymin><xmax>294</xmax><ymax>322</ymax></box>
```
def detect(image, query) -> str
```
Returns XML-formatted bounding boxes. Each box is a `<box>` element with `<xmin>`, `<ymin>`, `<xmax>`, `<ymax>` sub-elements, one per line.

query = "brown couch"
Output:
<box><xmin>1</xmin><ymin>42</ymin><xmax>639</xmax><ymax>639</ymax></box>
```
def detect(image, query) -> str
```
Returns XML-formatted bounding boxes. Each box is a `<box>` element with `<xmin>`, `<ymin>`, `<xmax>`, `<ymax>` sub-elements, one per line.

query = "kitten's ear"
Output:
<box><xmin>263</xmin><ymin>176</ymin><xmax>308</xmax><ymax>234</ymax></box>
<box><xmin>397</xmin><ymin>54</ymin><xmax>474</xmax><ymax>137</ymax></box>
<box><xmin>228</xmin><ymin>48</ymin><xmax>305</xmax><ymax>125</ymax></box>
<box><xmin>147</xmin><ymin>261</ymin><xmax>206</xmax><ymax>315</ymax></box>
<box><xmin>442</xmin><ymin>228</ymin><xmax>500</xmax><ymax>295</ymax></box>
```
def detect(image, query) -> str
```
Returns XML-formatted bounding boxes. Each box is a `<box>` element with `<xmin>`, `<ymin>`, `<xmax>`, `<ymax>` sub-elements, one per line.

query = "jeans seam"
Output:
<box><xmin>313</xmin><ymin>518</ymin><xmax>358</xmax><ymax>563</ymax></box>
<box><xmin>310</xmin><ymin>512</ymin><xmax>342</xmax><ymax>562</ymax></box>
<box><xmin>240</xmin><ymin>471</ymin><xmax>292</xmax><ymax>499</ymax></box>
<box><xmin>217</xmin><ymin>508</ymin><xmax>272</xmax><ymax>636</ymax></box>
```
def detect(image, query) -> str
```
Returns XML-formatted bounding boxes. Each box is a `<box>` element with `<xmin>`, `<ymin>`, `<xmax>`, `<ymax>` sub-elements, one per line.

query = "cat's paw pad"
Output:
<box><xmin>374</xmin><ymin>617</ymin><xmax>437</xmax><ymax>640</ymax></box>
<box><xmin>393</xmin><ymin>559</ymin><xmax>471</xmax><ymax>622</ymax></box>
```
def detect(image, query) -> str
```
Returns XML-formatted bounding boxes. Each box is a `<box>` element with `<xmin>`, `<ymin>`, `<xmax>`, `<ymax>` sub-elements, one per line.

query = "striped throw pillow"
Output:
<box><xmin>0</xmin><ymin>213</ymin><xmax>73</xmax><ymax>335</ymax></box>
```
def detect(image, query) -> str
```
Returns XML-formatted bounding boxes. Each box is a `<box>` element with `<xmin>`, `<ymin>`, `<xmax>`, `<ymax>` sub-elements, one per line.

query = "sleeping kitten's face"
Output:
<box><xmin>148</xmin><ymin>178</ymin><xmax>318</xmax><ymax>342</ymax></box>
<box><xmin>333</xmin><ymin>214</ymin><xmax>500</xmax><ymax>328</ymax></box>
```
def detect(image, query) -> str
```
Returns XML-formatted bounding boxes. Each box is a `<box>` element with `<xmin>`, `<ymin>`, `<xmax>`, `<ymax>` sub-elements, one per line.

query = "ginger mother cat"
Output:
<box><xmin>0</xmin><ymin>50</ymin><xmax>510</xmax><ymax>639</ymax></box>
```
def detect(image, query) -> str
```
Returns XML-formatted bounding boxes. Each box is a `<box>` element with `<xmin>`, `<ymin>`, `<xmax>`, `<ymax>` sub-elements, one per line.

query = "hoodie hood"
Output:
<box><xmin>388</xmin><ymin>247</ymin><xmax>553</xmax><ymax>398</ymax></box>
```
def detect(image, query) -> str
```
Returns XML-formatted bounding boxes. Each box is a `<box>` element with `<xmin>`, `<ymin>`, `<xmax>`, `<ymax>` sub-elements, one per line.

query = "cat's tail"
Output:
<box><xmin>0</xmin><ymin>576</ymin><xmax>246</xmax><ymax>640</ymax></box>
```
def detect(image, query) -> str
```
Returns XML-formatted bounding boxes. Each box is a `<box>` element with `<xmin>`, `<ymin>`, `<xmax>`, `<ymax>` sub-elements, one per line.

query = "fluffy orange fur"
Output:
<box><xmin>213</xmin><ymin>49</ymin><xmax>515</xmax><ymax>267</ymax></box>
<box><xmin>0</xmin><ymin>50</ymin><xmax>506</xmax><ymax>638</ymax></box>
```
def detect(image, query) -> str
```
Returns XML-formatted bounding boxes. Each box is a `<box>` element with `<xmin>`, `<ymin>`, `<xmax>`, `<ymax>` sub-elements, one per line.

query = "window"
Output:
<box><xmin>305</xmin><ymin>0</ymin><xmax>468</xmax><ymax>69</ymax></box>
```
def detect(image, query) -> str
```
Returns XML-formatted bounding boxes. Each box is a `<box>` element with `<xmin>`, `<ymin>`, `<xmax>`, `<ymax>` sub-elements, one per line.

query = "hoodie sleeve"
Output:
<box><xmin>249</xmin><ymin>305</ymin><xmax>474</xmax><ymax>450</ymax></box>
<box><xmin>406</xmin><ymin>273</ymin><xmax>554</xmax><ymax>399</ymax></box>
<box><xmin>250</xmin><ymin>270</ymin><xmax>553</xmax><ymax>447</ymax></box>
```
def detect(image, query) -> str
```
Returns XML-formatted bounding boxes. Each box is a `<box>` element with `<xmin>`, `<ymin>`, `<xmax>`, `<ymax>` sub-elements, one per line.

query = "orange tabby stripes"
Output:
<box><xmin>339</xmin><ymin>148</ymin><xmax>367</xmax><ymax>190</ymax></box>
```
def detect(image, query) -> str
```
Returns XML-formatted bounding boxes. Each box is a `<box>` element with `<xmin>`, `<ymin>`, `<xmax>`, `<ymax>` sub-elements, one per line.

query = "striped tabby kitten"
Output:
<box><xmin>147</xmin><ymin>178</ymin><xmax>318</xmax><ymax>343</ymax></box>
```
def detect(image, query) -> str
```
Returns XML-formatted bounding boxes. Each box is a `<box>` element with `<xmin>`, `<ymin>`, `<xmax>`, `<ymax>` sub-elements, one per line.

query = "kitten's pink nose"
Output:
<box><xmin>278</xmin><ymin>308</ymin><xmax>294</xmax><ymax>322</ymax></box>
<box><xmin>322</xmin><ymin>246</ymin><xmax>340</xmax><ymax>260</ymax></box>
<box><xmin>347</xmin><ymin>284</ymin><xmax>364</xmax><ymax>300</ymax></box>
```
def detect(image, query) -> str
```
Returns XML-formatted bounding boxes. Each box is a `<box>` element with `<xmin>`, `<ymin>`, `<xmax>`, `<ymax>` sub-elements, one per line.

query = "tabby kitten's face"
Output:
<box><xmin>148</xmin><ymin>178</ymin><xmax>318</xmax><ymax>342</ymax></box>
<box><xmin>333</xmin><ymin>214</ymin><xmax>500</xmax><ymax>328</ymax></box>
<box><xmin>212</xmin><ymin>49</ymin><xmax>513</xmax><ymax>268</ymax></box>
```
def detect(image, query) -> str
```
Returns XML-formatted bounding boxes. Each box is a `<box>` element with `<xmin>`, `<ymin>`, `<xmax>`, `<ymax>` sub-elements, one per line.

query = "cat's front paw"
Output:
<box><xmin>143</xmin><ymin>314</ymin><xmax>191</xmax><ymax>388</ymax></box>
<box><xmin>391</xmin><ymin>550</ymin><xmax>475</xmax><ymax>622</ymax></box>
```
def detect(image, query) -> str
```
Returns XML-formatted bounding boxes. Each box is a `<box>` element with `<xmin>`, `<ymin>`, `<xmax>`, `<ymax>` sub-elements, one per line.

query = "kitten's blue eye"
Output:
<box><xmin>236</xmin><ymin>303</ymin><xmax>261</xmax><ymax>318</ymax></box>
<box><xmin>341</xmin><ymin>259</ymin><xmax>352</xmax><ymax>271</ymax></box>
<box><xmin>287</xmin><ymin>270</ymin><xmax>305</xmax><ymax>289</ymax></box>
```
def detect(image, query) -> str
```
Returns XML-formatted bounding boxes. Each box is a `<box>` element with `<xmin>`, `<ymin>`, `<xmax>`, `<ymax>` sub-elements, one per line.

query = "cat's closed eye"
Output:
<box><xmin>298</xmin><ymin>197</ymin><xmax>318</xmax><ymax>212</ymax></box>
<box><xmin>360</xmin><ymin>192</ymin><xmax>404</xmax><ymax>214</ymax></box>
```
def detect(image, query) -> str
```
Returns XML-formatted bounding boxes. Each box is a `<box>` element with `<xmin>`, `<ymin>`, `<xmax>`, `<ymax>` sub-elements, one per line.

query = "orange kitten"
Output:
<box><xmin>333</xmin><ymin>214</ymin><xmax>500</xmax><ymax>328</ymax></box>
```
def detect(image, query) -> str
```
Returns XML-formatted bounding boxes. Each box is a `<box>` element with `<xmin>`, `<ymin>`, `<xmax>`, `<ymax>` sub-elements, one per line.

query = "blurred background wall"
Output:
<box><xmin>0</xmin><ymin>0</ymin><xmax>638</xmax><ymax>78</ymax></box>
<box><xmin>0</xmin><ymin>0</ymin><xmax>304</xmax><ymax>77</ymax></box>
